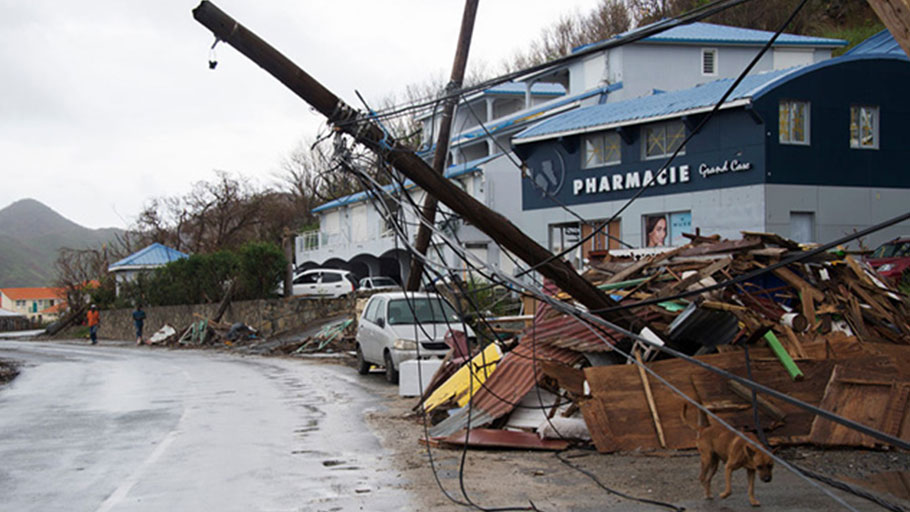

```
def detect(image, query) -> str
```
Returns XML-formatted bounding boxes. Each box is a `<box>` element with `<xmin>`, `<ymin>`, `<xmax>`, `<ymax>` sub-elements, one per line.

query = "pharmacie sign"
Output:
<box><xmin>571</xmin><ymin>159</ymin><xmax>752</xmax><ymax>196</ymax></box>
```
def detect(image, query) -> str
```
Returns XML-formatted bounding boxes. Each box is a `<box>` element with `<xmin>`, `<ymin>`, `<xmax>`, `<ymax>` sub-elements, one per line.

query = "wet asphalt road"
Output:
<box><xmin>0</xmin><ymin>340</ymin><xmax>412</xmax><ymax>512</ymax></box>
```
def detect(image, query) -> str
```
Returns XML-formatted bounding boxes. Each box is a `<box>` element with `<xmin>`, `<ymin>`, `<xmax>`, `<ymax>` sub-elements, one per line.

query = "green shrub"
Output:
<box><xmin>235</xmin><ymin>242</ymin><xmax>286</xmax><ymax>300</ymax></box>
<box><xmin>121</xmin><ymin>243</ymin><xmax>287</xmax><ymax>307</ymax></box>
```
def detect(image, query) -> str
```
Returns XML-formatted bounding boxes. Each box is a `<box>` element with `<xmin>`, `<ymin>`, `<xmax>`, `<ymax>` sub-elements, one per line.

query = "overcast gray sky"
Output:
<box><xmin>0</xmin><ymin>0</ymin><xmax>602</xmax><ymax>229</ymax></box>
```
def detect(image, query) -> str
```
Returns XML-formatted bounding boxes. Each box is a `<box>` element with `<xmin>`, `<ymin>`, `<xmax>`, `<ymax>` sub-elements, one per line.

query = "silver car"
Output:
<box><xmin>358</xmin><ymin>276</ymin><xmax>401</xmax><ymax>291</ymax></box>
<box><xmin>355</xmin><ymin>292</ymin><xmax>473</xmax><ymax>383</ymax></box>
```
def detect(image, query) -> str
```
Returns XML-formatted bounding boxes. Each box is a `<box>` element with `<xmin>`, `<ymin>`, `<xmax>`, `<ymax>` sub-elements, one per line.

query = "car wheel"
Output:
<box><xmin>384</xmin><ymin>351</ymin><xmax>399</xmax><ymax>384</ymax></box>
<box><xmin>356</xmin><ymin>345</ymin><xmax>370</xmax><ymax>375</ymax></box>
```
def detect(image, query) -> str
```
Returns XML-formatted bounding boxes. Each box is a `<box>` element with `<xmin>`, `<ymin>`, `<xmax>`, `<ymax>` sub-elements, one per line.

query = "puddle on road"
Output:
<box><xmin>842</xmin><ymin>470</ymin><xmax>910</xmax><ymax>501</ymax></box>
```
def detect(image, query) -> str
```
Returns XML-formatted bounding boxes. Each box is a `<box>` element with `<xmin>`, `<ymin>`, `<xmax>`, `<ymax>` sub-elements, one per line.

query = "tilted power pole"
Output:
<box><xmin>192</xmin><ymin>1</ymin><xmax>642</xmax><ymax>330</ymax></box>
<box><xmin>405</xmin><ymin>0</ymin><xmax>479</xmax><ymax>291</ymax></box>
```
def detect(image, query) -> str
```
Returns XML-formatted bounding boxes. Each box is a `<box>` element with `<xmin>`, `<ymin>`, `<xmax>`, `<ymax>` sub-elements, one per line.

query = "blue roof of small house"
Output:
<box><xmin>108</xmin><ymin>243</ymin><xmax>189</xmax><ymax>270</ymax></box>
<box><xmin>513</xmin><ymin>68</ymin><xmax>793</xmax><ymax>142</ymax></box>
<box><xmin>311</xmin><ymin>153</ymin><xmax>503</xmax><ymax>213</ymax></box>
<box><xmin>573</xmin><ymin>22</ymin><xmax>846</xmax><ymax>53</ymax></box>
<box><xmin>845</xmin><ymin>29</ymin><xmax>907</xmax><ymax>59</ymax></box>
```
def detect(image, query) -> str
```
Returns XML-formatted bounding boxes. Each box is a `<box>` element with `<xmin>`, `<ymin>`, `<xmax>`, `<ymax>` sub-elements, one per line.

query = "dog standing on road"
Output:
<box><xmin>682</xmin><ymin>402</ymin><xmax>775</xmax><ymax>507</ymax></box>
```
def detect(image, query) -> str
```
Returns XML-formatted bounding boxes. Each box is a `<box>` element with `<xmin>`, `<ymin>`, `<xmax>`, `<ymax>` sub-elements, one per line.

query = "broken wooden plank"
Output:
<box><xmin>727</xmin><ymin>380</ymin><xmax>787</xmax><ymax>422</ymax></box>
<box><xmin>636</xmin><ymin>349</ymin><xmax>667</xmax><ymax>449</ymax></box>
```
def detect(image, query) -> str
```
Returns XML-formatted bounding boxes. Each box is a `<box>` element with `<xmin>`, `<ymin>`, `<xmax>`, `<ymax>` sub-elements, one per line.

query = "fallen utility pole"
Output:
<box><xmin>192</xmin><ymin>1</ymin><xmax>641</xmax><ymax>330</ymax></box>
<box><xmin>406</xmin><ymin>0</ymin><xmax>479</xmax><ymax>292</ymax></box>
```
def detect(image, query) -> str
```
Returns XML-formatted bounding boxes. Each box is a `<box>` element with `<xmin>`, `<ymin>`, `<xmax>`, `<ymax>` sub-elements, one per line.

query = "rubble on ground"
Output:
<box><xmin>412</xmin><ymin>231</ymin><xmax>910</xmax><ymax>453</ymax></box>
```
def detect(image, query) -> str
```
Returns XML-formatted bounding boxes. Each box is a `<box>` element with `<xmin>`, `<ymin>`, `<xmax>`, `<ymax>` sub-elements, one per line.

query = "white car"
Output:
<box><xmin>355</xmin><ymin>292</ymin><xmax>473</xmax><ymax>383</ymax></box>
<box><xmin>358</xmin><ymin>276</ymin><xmax>401</xmax><ymax>291</ymax></box>
<box><xmin>288</xmin><ymin>268</ymin><xmax>356</xmax><ymax>297</ymax></box>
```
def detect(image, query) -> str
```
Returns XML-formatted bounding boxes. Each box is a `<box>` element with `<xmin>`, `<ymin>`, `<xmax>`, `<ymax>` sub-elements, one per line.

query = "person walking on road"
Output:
<box><xmin>133</xmin><ymin>304</ymin><xmax>146</xmax><ymax>345</ymax></box>
<box><xmin>87</xmin><ymin>305</ymin><xmax>100</xmax><ymax>345</ymax></box>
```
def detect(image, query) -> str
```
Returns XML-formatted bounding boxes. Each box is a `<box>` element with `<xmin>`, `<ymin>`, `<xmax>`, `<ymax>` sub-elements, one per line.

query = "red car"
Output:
<box><xmin>866</xmin><ymin>237</ymin><xmax>910</xmax><ymax>282</ymax></box>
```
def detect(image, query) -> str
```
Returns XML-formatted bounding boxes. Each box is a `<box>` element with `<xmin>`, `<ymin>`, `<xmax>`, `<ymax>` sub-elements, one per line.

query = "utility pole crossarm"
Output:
<box><xmin>192</xmin><ymin>1</ymin><xmax>642</xmax><ymax>331</ymax></box>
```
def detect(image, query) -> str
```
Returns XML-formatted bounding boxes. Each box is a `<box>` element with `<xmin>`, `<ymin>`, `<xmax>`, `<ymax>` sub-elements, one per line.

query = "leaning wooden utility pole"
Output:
<box><xmin>192</xmin><ymin>1</ymin><xmax>642</xmax><ymax>330</ymax></box>
<box><xmin>404</xmin><ymin>0</ymin><xmax>479</xmax><ymax>292</ymax></box>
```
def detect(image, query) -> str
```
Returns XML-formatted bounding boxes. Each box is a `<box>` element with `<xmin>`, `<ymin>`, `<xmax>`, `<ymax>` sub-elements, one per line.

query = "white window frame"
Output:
<box><xmin>643</xmin><ymin>120</ymin><xmax>686</xmax><ymax>160</ymax></box>
<box><xmin>850</xmin><ymin>105</ymin><xmax>879</xmax><ymax>150</ymax></box>
<box><xmin>779</xmin><ymin>100</ymin><xmax>811</xmax><ymax>145</ymax></box>
<box><xmin>701</xmin><ymin>48</ymin><xmax>718</xmax><ymax>76</ymax></box>
<box><xmin>583</xmin><ymin>131</ymin><xmax>622</xmax><ymax>169</ymax></box>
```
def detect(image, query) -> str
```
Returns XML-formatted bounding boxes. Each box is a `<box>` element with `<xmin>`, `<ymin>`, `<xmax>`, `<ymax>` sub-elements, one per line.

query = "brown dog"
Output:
<box><xmin>682</xmin><ymin>402</ymin><xmax>774</xmax><ymax>507</ymax></box>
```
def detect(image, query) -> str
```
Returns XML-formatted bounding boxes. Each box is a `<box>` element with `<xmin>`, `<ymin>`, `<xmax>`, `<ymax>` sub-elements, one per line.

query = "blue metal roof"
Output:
<box><xmin>109</xmin><ymin>243</ymin><xmax>189</xmax><ymax>270</ymax></box>
<box><xmin>513</xmin><ymin>69</ymin><xmax>794</xmax><ymax>142</ymax></box>
<box><xmin>482</xmin><ymin>82</ymin><xmax>566</xmax><ymax>96</ymax></box>
<box><xmin>452</xmin><ymin>82</ymin><xmax>622</xmax><ymax>145</ymax></box>
<box><xmin>845</xmin><ymin>29</ymin><xmax>907</xmax><ymax>59</ymax></box>
<box><xmin>311</xmin><ymin>153</ymin><xmax>503</xmax><ymax>213</ymax></box>
<box><xmin>573</xmin><ymin>22</ymin><xmax>846</xmax><ymax>53</ymax></box>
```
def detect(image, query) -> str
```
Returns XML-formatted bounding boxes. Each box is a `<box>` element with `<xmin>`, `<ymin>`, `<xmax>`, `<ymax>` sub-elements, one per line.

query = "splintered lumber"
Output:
<box><xmin>604</xmin><ymin>246</ymin><xmax>686</xmax><ymax>284</ymax></box>
<box><xmin>727</xmin><ymin>380</ymin><xmax>787</xmax><ymax>421</ymax></box>
<box><xmin>635</xmin><ymin>350</ymin><xmax>667</xmax><ymax>448</ymax></box>
<box><xmin>539</xmin><ymin>360</ymin><xmax>585</xmax><ymax>396</ymax></box>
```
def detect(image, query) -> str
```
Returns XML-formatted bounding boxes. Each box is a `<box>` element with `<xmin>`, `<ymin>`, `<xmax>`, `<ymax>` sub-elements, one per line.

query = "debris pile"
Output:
<box><xmin>272</xmin><ymin>318</ymin><xmax>356</xmax><ymax>355</ymax></box>
<box><xmin>414</xmin><ymin>232</ymin><xmax>910</xmax><ymax>453</ymax></box>
<box><xmin>145</xmin><ymin>314</ymin><xmax>259</xmax><ymax>347</ymax></box>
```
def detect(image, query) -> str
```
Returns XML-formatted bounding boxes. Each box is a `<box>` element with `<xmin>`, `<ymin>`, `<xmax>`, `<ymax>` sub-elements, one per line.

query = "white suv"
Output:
<box><xmin>355</xmin><ymin>292</ymin><xmax>473</xmax><ymax>383</ymax></box>
<box><xmin>289</xmin><ymin>268</ymin><xmax>356</xmax><ymax>297</ymax></box>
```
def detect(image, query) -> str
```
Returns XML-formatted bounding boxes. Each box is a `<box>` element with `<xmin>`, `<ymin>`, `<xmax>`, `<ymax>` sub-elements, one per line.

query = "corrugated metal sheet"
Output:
<box><xmin>845</xmin><ymin>29</ymin><xmax>907</xmax><ymax>59</ymax></box>
<box><xmin>427</xmin><ymin>340</ymin><xmax>582</xmax><ymax>437</ymax></box>
<box><xmin>514</xmin><ymin>69</ymin><xmax>793</xmax><ymax>141</ymax></box>
<box><xmin>572</xmin><ymin>22</ymin><xmax>846</xmax><ymax>54</ymax></box>
<box><xmin>522</xmin><ymin>303</ymin><xmax>660</xmax><ymax>353</ymax></box>
<box><xmin>640</xmin><ymin>22</ymin><xmax>846</xmax><ymax>46</ymax></box>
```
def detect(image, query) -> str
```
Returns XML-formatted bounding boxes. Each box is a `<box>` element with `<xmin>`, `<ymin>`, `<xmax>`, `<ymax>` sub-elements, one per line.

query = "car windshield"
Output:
<box><xmin>872</xmin><ymin>242</ymin><xmax>910</xmax><ymax>258</ymax></box>
<box><xmin>371</xmin><ymin>277</ymin><xmax>397</xmax><ymax>287</ymax></box>
<box><xmin>386</xmin><ymin>298</ymin><xmax>461</xmax><ymax>325</ymax></box>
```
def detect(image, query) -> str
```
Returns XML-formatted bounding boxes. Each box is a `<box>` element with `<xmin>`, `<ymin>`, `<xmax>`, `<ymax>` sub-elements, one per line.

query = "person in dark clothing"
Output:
<box><xmin>132</xmin><ymin>305</ymin><xmax>147</xmax><ymax>345</ymax></box>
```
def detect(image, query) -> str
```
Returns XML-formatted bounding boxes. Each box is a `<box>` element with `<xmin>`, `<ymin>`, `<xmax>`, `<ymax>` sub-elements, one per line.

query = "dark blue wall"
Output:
<box><xmin>516</xmin><ymin>56</ymin><xmax>910</xmax><ymax>212</ymax></box>
<box><xmin>517</xmin><ymin>108</ymin><xmax>766</xmax><ymax>210</ymax></box>
<box><xmin>755</xmin><ymin>57</ymin><xmax>910</xmax><ymax>188</ymax></box>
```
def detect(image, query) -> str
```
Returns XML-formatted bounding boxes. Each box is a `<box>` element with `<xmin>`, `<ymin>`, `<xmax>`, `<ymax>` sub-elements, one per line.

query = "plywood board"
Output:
<box><xmin>809</xmin><ymin>364</ymin><xmax>910</xmax><ymax>448</ymax></box>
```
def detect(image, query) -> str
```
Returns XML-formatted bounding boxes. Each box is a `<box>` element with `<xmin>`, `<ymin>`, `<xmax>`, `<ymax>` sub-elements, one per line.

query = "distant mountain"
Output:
<box><xmin>0</xmin><ymin>199</ymin><xmax>123</xmax><ymax>287</ymax></box>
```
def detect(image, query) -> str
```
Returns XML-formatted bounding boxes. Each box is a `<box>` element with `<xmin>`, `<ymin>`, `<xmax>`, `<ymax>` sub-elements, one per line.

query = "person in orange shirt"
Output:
<box><xmin>87</xmin><ymin>304</ymin><xmax>100</xmax><ymax>345</ymax></box>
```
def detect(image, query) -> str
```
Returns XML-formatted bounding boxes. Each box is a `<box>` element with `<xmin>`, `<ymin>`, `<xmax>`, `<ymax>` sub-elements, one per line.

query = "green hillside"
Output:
<box><xmin>0</xmin><ymin>199</ymin><xmax>123</xmax><ymax>287</ymax></box>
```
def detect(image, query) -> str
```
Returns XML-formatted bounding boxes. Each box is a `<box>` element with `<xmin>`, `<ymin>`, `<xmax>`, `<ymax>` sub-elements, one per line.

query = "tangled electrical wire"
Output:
<box><xmin>292</xmin><ymin>1</ymin><xmax>910</xmax><ymax>510</ymax></box>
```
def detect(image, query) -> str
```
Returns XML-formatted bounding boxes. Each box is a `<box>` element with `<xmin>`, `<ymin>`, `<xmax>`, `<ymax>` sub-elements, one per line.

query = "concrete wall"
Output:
<box><xmin>764</xmin><ymin>184</ymin><xmax>910</xmax><ymax>250</ymax></box>
<box><xmin>98</xmin><ymin>296</ymin><xmax>355</xmax><ymax>341</ymax></box>
<box><xmin>608</xmin><ymin>44</ymin><xmax>775</xmax><ymax>103</ymax></box>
